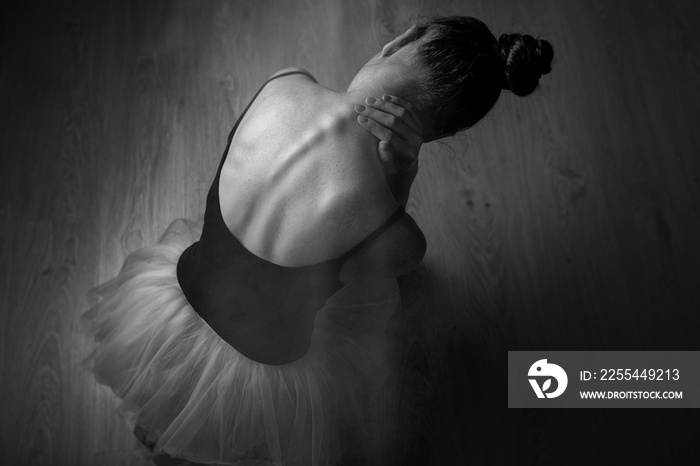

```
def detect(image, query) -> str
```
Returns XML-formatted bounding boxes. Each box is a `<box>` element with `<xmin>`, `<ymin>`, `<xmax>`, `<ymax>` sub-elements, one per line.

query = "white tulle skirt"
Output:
<box><xmin>83</xmin><ymin>218</ymin><xmax>400</xmax><ymax>466</ymax></box>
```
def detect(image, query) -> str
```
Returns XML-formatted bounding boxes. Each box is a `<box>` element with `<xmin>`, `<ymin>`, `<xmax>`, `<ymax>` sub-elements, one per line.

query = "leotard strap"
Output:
<box><xmin>336</xmin><ymin>205</ymin><xmax>405</xmax><ymax>262</ymax></box>
<box><xmin>219</xmin><ymin>69</ymin><xmax>318</xmax><ymax>173</ymax></box>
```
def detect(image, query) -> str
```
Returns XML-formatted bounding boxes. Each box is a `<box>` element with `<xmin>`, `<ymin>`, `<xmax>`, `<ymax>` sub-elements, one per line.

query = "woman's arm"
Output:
<box><xmin>390</xmin><ymin>159</ymin><xmax>418</xmax><ymax>208</ymax></box>
<box><xmin>338</xmin><ymin>211</ymin><xmax>426</xmax><ymax>284</ymax></box>
<box><xmin>353</xmin><ymin>95</ymin><xmax>423</xmax><ymax>208</ymax></box>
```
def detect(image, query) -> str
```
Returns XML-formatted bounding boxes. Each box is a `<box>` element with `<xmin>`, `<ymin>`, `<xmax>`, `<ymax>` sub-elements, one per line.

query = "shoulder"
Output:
<box><xmin>267</xmin><ymin>67</ymin><xmax>317</xmax><ymax>83</ymax></box>
<box><xmin>254</xmin><ymin>68</ymin><xmax>319</xmax><ymax>106</ymax></box>
<box><xmin>338</xmin><ymin>208</ymin><xmax>427</xmax><ymax>284</ymax></box>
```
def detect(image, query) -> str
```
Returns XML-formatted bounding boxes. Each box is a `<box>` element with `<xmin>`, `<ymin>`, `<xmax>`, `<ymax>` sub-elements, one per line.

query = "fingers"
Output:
<box><xmin>354</xmin><ymin>94</ymin><xmax>423</xmax><ymax>174</ymax></box>
<box><xmin>380</xmin><ymin>95</ymin><xmax>423</xmax><ymax>134</ymax></box>
<box><xmin>355</xmin><ymin>104</ymin><xmax>409</xmax><ymax>143</ymax></box>
<box><xmin>357</xmin><ymin>115</ymin><xmax>412</xmax><ymax>157</ymax></box>
<box><xmin>357</xmin><ymin>115</ymin><xmax>416</xmax><ymax>170</ymax></box>
<box><xmin>357</xmin><ymin>114</ymin><xmax>393</xmax><ymax>142</ymax></box>
<box><xmin>354</xmin><ymin>96</ymin><xmax>423</xmax><ymax>145</ymax></box>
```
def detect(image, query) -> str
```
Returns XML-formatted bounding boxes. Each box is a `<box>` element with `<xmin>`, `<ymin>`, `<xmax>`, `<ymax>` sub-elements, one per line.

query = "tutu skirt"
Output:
<box><xmin>83</xmin><ymin>218</ymin><xmax>400</xmax><ymax>465</ymax></box>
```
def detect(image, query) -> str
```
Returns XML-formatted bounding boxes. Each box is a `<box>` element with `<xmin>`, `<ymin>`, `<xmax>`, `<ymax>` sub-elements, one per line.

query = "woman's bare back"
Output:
<box><xmin>219</xmin><ymin>73</ymin><xmax>401</xmax><ymax>267</ymax></box>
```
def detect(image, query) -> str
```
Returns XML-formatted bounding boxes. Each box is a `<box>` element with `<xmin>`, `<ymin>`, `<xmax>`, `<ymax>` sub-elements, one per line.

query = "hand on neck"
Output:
<box><xmin>344</xmin><ymin>69</ymin><xmax>440</xmax><ymax>143</ymax></box>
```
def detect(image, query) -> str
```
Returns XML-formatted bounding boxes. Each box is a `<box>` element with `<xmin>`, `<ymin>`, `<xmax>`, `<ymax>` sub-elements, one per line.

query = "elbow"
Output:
<box><xmin>411</xmin><ymin>230</ymin><xmax>428</xmax><ymax>272</ymax></box>
<box><xmin>395</xmin><ymin>229</ymin><xmax>426</xmax><ymax>277</ymax></box>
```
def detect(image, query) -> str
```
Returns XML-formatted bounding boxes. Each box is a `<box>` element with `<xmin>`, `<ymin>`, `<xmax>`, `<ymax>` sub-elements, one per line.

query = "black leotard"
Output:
<box><xmin>176</xmin><ymin>71</ymin><xmax>403</xmax><ymax>359</ymax></box>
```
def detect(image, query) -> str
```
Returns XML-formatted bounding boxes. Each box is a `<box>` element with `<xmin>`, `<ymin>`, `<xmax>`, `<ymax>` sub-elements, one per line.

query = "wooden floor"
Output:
<box><xmin>2</xmin><ymin>0</ymin><xmax>700</xmax><ymax>464</ymax></box>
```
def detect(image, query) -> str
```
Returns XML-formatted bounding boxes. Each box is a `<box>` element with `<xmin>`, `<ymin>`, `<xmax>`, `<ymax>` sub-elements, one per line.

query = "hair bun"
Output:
<box><xmin>497</xmin><ymin>33</ymin><xmax>554</xmax><ymax>96</ymax></box>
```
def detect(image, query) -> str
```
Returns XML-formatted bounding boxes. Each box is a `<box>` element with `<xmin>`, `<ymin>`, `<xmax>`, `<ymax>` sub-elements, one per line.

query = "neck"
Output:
<box><xmin>345</xmin><ymin>69</ymin><xmax>412</xmax><ymax>102</ymax></box>
<box><xmin>346</xmin><ymin>76</ymin><xmax>409</xmax><ymax>98</ymax></box>
<box><xmin>343</xmin><ymin>78</ymin><xmax>439</xmax><ymax>143</ymax></box>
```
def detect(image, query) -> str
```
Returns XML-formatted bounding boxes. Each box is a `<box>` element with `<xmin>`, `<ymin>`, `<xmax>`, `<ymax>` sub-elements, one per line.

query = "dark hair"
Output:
<box><xmin>407</xmin><ymin>16</ymin><xmax>554</xmax><ymax>137</ymax></box>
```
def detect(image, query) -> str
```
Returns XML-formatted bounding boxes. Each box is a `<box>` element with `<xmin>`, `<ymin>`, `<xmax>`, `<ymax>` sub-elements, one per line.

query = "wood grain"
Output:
<box><xmin>2</xmin><ymin>0</ymin><xmax>699</xmax><ymax>464</ymax></box>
